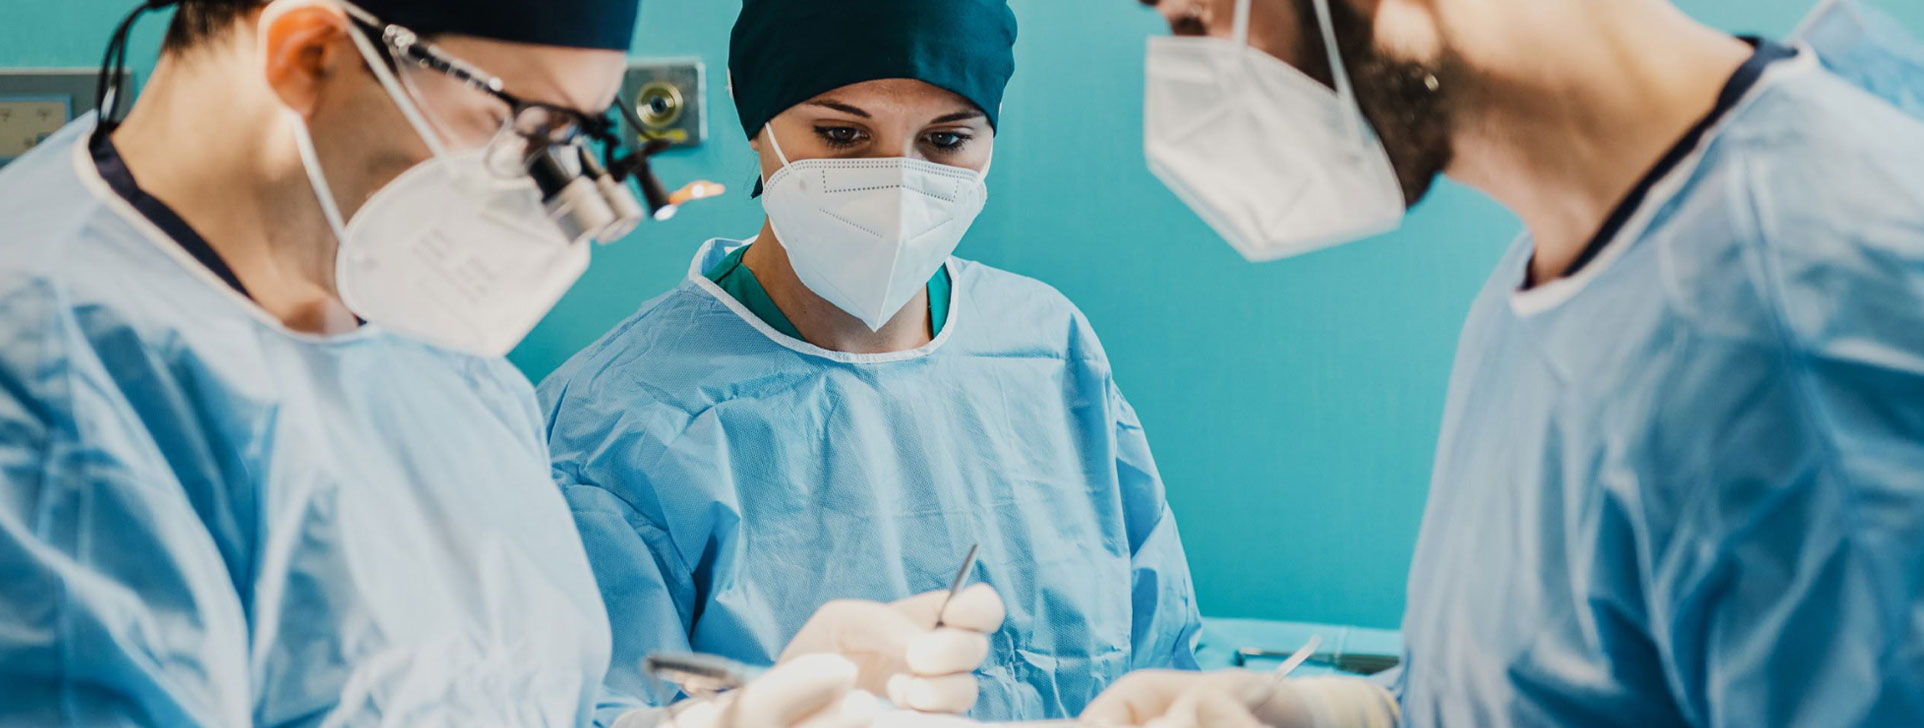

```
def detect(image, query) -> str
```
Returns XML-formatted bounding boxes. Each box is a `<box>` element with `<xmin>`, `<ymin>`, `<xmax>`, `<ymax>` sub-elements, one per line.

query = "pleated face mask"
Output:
<box><xmin>759</xmin><ymin>124</ymin><xmax>989</xmax><ymax>330</ymax></box>
<box><xmin>295</xmin><ymin>10</ymin><xmax>596</xmax><ymax>357</ymax></box>
<box><xmin>1144</xmin><ymin>0</ymin><xmax>1405</xmax><ymax>261</ymax></box>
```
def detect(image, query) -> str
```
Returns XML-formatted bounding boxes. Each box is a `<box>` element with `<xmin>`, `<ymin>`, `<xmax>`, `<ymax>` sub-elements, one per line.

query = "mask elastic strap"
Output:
<box><xmin>290</xmin><ymin>111</ymin><xmax>352</xmax><ymax>239</ymax></box>
<box><xmin>1306</xmin><ymin>0</ymin><xmax>1370</xmax><ymax>150</ymax></box>
<box><xmin>1232</xmin><ymin>0</ymin><xmax>1253</xmax><ymax>47</ymax></box>
<box><xmin>341</xmin><ymin>14</ymin><xmax>452</xmax><ymax>159</ymax></box>
<box><xmin>764</xmin><ymin>123</ymin><xmax>795</xmax><ymax>169</ymax></box>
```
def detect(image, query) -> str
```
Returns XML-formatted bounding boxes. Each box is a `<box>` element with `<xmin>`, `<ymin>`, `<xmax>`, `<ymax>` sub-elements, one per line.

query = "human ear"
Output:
<box><xmin>260</xmin><ymin>0</ymin><xmax>355</xmax><ymax>117</ymax></box>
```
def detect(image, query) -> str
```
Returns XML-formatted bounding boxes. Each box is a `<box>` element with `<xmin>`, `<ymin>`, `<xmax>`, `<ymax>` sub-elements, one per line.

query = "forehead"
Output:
<box><xmin>426</xmin><ymin>35</ymin><xmax>629</xmax><ymax>110</ymax></box>
<box><xmin>805</xmin><ymin>78</ymin><xmax>981</xmax><ymax>114</ymax></box>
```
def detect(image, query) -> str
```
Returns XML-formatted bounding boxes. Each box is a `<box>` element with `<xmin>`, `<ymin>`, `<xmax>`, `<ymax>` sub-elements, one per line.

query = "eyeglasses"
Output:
<box><xmin>371</xmin><ymin>22</ymin><xmax>617</xmax><ymax>149</ymax></box>
<box><xmin>94</xmin><ymin>0</ymin><xmax>697</xmax><ymax>243</ymax></box>
<box><xmin>340</xmin><ymin>1</ymin><xmax>686</xmax><ymax>239</ymax></box>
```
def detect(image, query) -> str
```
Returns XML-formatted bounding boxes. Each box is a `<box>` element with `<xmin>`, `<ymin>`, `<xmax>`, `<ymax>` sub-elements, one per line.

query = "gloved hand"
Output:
<box><xmin>1080</xmin><ymin>671</ymin><xmax>1399</xmax><ymax>728</ymax></box>
<box><xmin>867</xmin><ymin>710</ymin><xmax>989</xmax><ymax>728</ymax></box>
<box><xmin>618</xmin><ymin>653</ymin><xmax>882</xmax><ymax>728</ymax></box>
<box><xmin>780</xmin><ymin>584</ymin><xmax>1006</xmax><ymax>715</ymax></box>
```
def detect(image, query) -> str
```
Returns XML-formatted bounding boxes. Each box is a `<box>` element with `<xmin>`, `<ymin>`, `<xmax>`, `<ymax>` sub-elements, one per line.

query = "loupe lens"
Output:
<box><xmin>484</xmin><ymin>131</ymin><xmax>533</xmax><ymax>178</ymax></box>
<box><xmin>594</xmin><ymin>176</ymin><xmax>645</xmax><ymax>242</ymax></box>
<box><xmin>580</xmin><ymin>149</ymin><xmax>646</xmax><ymax>243</ymax></box>
<box><xmin>527</xmin><ymin>144</ymin><xmax>617</xmax><ymax>244</ymax></box>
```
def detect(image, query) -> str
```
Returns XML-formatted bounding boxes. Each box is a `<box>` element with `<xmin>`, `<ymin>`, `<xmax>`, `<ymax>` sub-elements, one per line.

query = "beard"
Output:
<box><xmin>1293</xmin><ymin>0</ymin><xmax>1458</xmax><ymax>207</ymax></box>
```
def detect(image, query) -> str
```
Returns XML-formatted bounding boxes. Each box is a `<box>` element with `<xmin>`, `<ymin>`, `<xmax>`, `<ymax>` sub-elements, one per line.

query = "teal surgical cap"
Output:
<box><xmin>728</xmin><ymin>0</ymin><xmax>1019</xmax><ymax>138</ymax></box>
<box><xmin>359</xmin><ymin>0</ymin><xmax>642</xmax><ymax>51</ymax></box>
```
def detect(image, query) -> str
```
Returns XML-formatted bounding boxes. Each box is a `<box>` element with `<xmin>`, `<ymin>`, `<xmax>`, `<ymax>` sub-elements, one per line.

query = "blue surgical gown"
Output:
<box><xmin>1397</xmin><ymin>23</ymin><xmax>1924</xmax><ymax>728</ymax></box>
<box><xmin>541</xmin><ymin>238</ymin><xmax>1202</xmax><ymax>725</ymax></box>
<box><xmin>0</xmin><ymin>120</ymin><xmax>611</xmax><ymax>726</ymax></box>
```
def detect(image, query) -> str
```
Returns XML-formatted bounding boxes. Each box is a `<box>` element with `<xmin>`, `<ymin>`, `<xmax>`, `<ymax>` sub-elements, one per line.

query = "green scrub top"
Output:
<box><xmin>705</xmin><ymin>244</ymin><xmax>950</xmax><ymax>341</ymax></box>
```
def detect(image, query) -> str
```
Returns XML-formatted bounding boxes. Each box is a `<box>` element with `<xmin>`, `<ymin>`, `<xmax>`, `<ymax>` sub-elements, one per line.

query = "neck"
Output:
<box><xmin>110</xmin><ymin>48</ymin><xmax>358</xmax><ymax>333</ymax></box>
<box><xmin>1440</xmin><ymin>1</ymin><xmax>1753</xmax><ymax>285</ymax></box>
<box><xmin>743</xmin><ymin>220</ymin><xmax>936</xmax><ymax>354</ymax></box>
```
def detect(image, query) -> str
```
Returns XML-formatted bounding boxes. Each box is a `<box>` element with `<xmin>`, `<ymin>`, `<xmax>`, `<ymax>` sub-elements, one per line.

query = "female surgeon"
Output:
<box><xmin>539</xmin><ymin>0</ymin><xmax>1203</xmax><ymax>722</ymax></box>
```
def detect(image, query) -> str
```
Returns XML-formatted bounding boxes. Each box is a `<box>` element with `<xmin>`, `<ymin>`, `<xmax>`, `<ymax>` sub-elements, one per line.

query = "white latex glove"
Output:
<box><xmin>867</xmin><ymin>710</ymin><xmax>990</xmax><ymax>728</ymax></box>
<box><xmin>1080</xmin><ymin>671</ymin><xmax>1399</xmax><ymax>728</ymax></box>
<box><xmin>615</xmin><ymin>654</ymin><xmax>882</xmax><ymax>728</ymax></box>
<box><xmin>780</xmin><ymin>584</ymin><xmax>1006</xmax><ymax>715</ymax></box>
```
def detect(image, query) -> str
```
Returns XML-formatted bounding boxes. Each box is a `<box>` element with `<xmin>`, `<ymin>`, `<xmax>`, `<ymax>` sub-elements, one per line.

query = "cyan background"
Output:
<box><xmin>5</xmin><ymin>0</ymin><xmax>1916</xmax><ymax>629</ymax></box>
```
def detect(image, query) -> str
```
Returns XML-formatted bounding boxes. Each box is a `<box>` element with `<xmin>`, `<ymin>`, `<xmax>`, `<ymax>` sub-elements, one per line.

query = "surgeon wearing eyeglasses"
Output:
<box><xmin>1077</xmin><ymin>0</ymin><xmax>1924</xmax><ymax>726</ymax></box>
<box><xmin>0</xmin><ymin>0</ymin><xmax>995</xmax><ymax>725</ymax></box>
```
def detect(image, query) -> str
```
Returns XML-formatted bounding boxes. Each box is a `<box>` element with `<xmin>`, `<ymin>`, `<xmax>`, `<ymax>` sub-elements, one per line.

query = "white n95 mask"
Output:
<box><xmin>1145</xmin><ymin>0</ymin><xmax>1405</xmax><ymax>261</ymax></box>
<box><xmin>759</xmin><ymin>125</ymin><xmax>989</xmax><ymax>330</ymax></box>
<box><xmin>292</xmin><ymin>20</ymin><xmax>589</xmax><ymax>358</ymax></box>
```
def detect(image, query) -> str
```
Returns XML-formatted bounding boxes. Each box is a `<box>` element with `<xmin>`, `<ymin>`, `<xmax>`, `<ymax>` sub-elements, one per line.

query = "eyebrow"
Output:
<box><xmin>805</xmin><ymin>100</ymin><xmax>871</xmax><ymax>118</ymax></box>
<box><xmin>804</xmin><ymin>100</ymin><xmax>987</xmax><ymax>125</ymax></box>
<box><xmin>931</xmin><ymin>109</ymin><xmax>988</xmax><ymax>125</ymax></box>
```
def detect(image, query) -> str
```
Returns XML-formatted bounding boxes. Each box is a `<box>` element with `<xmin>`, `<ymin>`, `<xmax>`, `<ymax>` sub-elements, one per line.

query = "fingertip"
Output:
<box><xmin>902</xmin><ymin>674</ymin><xmax>979</xmax><ymax>714</ymax></box>
<box><xmin>906</xmin><ymin>630</ymin><xmax>990</xmax><ymax>675</ymax></box>
<box><xmin>941</xmin><ymin>584</ymin><xmax>1005</xmax><ymax>631</ymax></box>
<box><xmin>886</xmin><ymin>673</ymin><xmax>913</xmax><ymax>707</ymax></box>
<box><xmin>891</xmin><ymin>589</ymin><xmax>951</xmax><ymax>619</ymax></box>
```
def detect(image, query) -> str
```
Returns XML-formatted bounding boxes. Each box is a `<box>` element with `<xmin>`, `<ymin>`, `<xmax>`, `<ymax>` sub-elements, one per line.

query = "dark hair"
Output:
<box><xmin>161</xmin><ymin>0</ymin><xmax>268</xmax><ymax>51</ymax></box>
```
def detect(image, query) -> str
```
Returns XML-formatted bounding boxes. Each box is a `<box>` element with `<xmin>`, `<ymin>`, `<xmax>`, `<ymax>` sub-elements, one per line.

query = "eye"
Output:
<box><xmin>925</xmin><ymin>131</ymin><xmax>973</xmax><ymax>152</ymax></box>
<box><xmin>814</xmin><ymin>125</ymin><xmax>868</xmax><ymax>149</ymax></box>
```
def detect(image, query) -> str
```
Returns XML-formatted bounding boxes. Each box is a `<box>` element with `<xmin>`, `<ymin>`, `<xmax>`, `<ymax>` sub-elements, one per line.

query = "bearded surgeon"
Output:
<box><xmin>1084</xmin><ymin>0</ymin><xmax>1924</xmax><ymax>725</ymax></box>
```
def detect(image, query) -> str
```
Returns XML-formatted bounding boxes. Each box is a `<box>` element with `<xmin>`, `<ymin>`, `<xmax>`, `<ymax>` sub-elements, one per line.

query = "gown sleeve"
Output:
<box><xmin>0</xmin><ymin>281</ymin><xmax>250</xmax><ymax>726</ymax></box>
<box><xmin>1111</xmin><ymin>379</ymin><xmax>1204</xmax><ymax>671</ymax></box>
<box><xmin>546</xmin><ymin>384</ymin><xmax>700</xmax><ymax>728</ymax></box>
<box><xmin>1659</xmin><ymin>136</ymin><xmax>1924</xmax><ymax>727</ymax></box>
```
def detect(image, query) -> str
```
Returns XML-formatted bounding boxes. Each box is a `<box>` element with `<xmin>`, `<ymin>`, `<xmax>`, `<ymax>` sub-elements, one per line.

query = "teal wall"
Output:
<box><xmin>5</xmin><ymin>0</ymin><xmax>1917</xmax><ymax>630</ymax></box>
